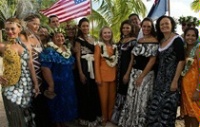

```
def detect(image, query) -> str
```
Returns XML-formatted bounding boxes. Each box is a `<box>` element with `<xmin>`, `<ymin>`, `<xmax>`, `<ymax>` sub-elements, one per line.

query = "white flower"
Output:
<box><xmin>46</xmin><ymin>42</ymin><xmax>71</xmax><ymax>59</ymax></box>
<box><xmin>98</xmin><ymin>42</ymin><xmax>118</xmax><ymax>67</ymax></box>
<box><xmin>57</xmin><ymin>49</ymin><xmax>62</xmax><ymax>53</ymax></box>
<box><xmin>186</xmin><ymin>57</ymin><xmax>194</xmax><ymax>65</ymax></box>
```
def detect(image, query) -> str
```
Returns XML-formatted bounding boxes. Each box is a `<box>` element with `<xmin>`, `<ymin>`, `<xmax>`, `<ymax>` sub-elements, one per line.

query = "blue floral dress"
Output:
<box><xmin>40</xmin><ymin>47</ymin><xmax>78</xmax><ymax>123</ymax></box>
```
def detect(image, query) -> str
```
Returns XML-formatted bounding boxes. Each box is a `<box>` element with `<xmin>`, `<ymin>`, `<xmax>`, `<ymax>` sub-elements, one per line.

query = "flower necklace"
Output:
<box><xmin>46</xmin><ymin>42</ymin><xmax>71</xmax><ymax>59</ymax></box>
<box><xmin>98</xmin><ymin>41</ymin><xmax>118</xmax><ymax>67</ymax></box>
<box><xmin>181</xmin><ymin>43</ymin><xmax>199</xmax><ymax>76</ymax></box>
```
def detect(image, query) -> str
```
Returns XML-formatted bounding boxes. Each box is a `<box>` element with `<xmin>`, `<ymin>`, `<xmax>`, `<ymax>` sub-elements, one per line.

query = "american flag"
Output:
<box><xmin>40</xmin><ymin>0</ymin><xmax>91</xmax><ymax>22</ymax></box>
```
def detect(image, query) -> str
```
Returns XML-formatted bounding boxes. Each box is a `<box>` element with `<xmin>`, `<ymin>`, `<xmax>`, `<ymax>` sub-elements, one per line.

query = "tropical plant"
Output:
<box><xmin>190</xmin><ymin>0</ymin><xmax>199</xmax><ymax>13</ymax></box>
<box><xmin>88</xmin><ymin>0</ymin><xmax>146</xmax><ymax>41</ymax></box>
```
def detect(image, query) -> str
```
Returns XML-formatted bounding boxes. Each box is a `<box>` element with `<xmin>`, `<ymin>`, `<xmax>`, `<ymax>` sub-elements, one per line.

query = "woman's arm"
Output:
<box><xmin>20</xmin><ymin>34</ymin><xmax>39</xmax><ymax>96</ymax></box>
<box><xmin>192</xmin><ymin>48</ymin><xmax>200</xmax><ymax>101</ymax></box>
<box><xmin>75</xmin><ymin>41</ymin><xmax>86</xmax><ymax>84</ymax></box>
<box><xmin>94</xmin><ymin>45</ymin><xmax>101</xmax><ymax>85</ymax></box>
<box><xmin>136</xmin><ymin>56</ymin><xmax>156</xmax><ymax>86</ymax></box>
<box><xmin>41</xmin><ymin>67</ymin><xmax>54</xmax><ymax>91</ymax></box>
<box><xmin>123</xmin><ymin>54</ymin><xmax>134</xmax><ymax>84</ymax></box>
<box><xmin>170</xmin><ymin>60</ymin><xmax>185</xmax><ymax>91</ymax></box>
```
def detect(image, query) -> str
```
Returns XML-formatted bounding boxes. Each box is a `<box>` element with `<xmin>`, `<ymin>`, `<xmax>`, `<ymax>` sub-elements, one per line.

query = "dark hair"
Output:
<box><xmin>48</xmin><ymin>15</ymin><xmax>58</xmax><ymax>23</ymax></box>
<box><xmin>141</xmin><ymin>17</ymin><xmax>156</xmax><ymax>37</ymax></box>
<box><xmin>120</xmin><ymin>19</ymin><xmax>139</xmax><ymax>39</ymax></box>
<box><xmin>184</xmin><ymin>27</ymin><xmax>199</xmax><ymax>40</ymax></box>
<box><xmin>156</xmin><ymin>15</ymin><xmax>177</xmax><ymax>42</ymax></box>
<box><xmin>77</xmin><ymin>18</ymin><xmax>89</xmax><ymax>39</ymax></box>
<box><xmin>128</xmin><ymin>13</ymin><xmax>140</xmax><ymax>21</ymax></box>
<box><xmin>24</xmin><ymin>14</ymin><xmax>40</xmax><ymax>22</ymax></box>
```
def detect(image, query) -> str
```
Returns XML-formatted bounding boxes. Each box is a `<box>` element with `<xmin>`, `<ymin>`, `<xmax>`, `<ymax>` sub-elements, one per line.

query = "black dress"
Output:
<box><xmin>111</xmin><ymin>39</ymin><xmax>136</xmax><ymax>124</ymax></box>
<box><xmin>147</xmin><ymin>35</ymin><xmax>185</xmax><ymax>127</ymax></box>
<box><xmin>75</xmin><ymin>37</ymin><xmax>101</xmax><ymax>126</ymax></box>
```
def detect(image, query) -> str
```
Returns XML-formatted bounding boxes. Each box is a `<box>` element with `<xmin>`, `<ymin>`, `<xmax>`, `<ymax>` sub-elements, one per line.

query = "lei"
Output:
<box><xmin>46</xmin><ymin>42</ymin><xmax>71</xmax><ymax>59</ymax></box>
<box><xmin>98</xmin><ymin>41</ymin><xmax>118</xmax><ymax>67</ymax></box>
<box><xmin>178</xmin><ymin>16</ymin><xmax>199</xmax><ymax>26</ymax></box>
<box><xmin>181</xmin><ymin>43</ymin><xmax>199</xmax><ymax>76</ymax></box>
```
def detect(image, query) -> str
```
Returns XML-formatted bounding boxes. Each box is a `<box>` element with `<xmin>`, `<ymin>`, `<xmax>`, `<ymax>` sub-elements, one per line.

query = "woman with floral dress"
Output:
<box><xmin>147</xmin><ymin>15</ymin><xmax>185</xmax><ymax>127</ymax></box>
<box><xmin>75</xmin><ymin>18</ymin><xmax>101</xmax><ymax>127</ymax></box>
<box><xmin>181</xmin><ymin>27</ymin><xmax>200</xmax><ymax>127</ymax></box>
<box><xmin>111</xmin><ymin>20</ymin><xmax>138</xmax><ymax>124</ymax></box>
<box><xmin>118</xmin><ymin>17</ymin><xmax>158</xmax><ymax>127</ymax></box>
<box><xmin>40</xmin><ymin>29</ymin><xmax>77</xmax><ymax>127</ymax></box>
<box><xmin>1</xmin><ymin>17</ymin><xmax>39</xmax><ymax>127</ymax></box>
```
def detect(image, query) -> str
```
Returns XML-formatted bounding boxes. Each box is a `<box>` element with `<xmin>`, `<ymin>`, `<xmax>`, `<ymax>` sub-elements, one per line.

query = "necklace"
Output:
<box><xmin>46</xmin><ymin>42</ymin><xmax>71</xmax><ymax>59</ymax></box>
<box><xmin>181</xmin><ymin>43</ymin><xmax>199</xmax><ymax>76</ymax></box>
<box><xmin>98</xmin><ymin>41</ymin><xmax>118</xmax><ymax>67</ymax></box>
<box><xmin>162</xmin><ymin>33</ymin><xmax>173</xmax><ymax>43</ymax></box>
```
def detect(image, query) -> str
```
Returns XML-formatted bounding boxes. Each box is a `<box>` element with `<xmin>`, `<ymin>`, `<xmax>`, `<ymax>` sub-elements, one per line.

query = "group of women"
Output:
<box><xmin>0</xmin><ymin>13</ymin><xmax>199</xmax><ymax>127</ymax></box>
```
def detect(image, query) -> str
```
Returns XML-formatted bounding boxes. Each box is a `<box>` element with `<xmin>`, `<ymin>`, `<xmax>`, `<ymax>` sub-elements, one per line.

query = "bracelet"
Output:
<box><xmin>196</xmin><ymin>88</ymin><xmax>200</xmax><ymax>92</ymax></box>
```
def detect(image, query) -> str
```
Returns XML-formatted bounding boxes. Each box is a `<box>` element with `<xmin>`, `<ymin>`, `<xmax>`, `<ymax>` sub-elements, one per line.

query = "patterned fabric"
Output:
<box><xmin>40</xmin><ymin>47</ymin><xmax>78</xmax><ymax>123</ymax></box>
<box><xmin>147</xmin><ymin>36</ymin><xmax>185</xmax><ymax>127</ymax></box>
<box><xmin>31</xmin><ymin>43</ymin><xmax>43</xmax><ymax>86</ymax></box>
<box><xmin>111</xmin><ymin>39</ymin><xmax>136</xmax><ymax>124</ymax></box>
<box><xmin>3</xmin><ymin>44</ymin><xmax>21</xmax><ymax>86</ymax></box>
<box><xmin>181</xmin><ymin>57</ymin><xmax>200</xmax><ymax>121</ymax></box>
<box><xmin>2</xmin><ymin>41</ymin><xmax>35</xmax><ymax>127</ymax></box>
<box><xmin>118</xmin><ymin>42</ymin><xmax>158</xmax><ymax>127</ymax></box>
<box><xmin>75</xmin><ymin>37</ymin><xmax>102</xmax><ymax>127</ymax></box>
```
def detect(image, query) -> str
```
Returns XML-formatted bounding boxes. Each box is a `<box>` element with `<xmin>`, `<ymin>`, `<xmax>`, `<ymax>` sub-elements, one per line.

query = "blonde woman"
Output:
<box><xmin>94</xmin><ymin>26</ymin><xmax>117</xmax><ymax>126</ymax></box>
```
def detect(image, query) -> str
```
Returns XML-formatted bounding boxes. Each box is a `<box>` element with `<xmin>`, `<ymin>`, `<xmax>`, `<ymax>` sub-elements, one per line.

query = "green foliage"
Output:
<box><xmin>190</xmin><ymin>0</ymin><xmax>199</xmax><ymax>13</ymax></box>
<box><xmin>88</xmin><ymin>0</ymin><xmax>146</xmax><ymax>41</ymax></box>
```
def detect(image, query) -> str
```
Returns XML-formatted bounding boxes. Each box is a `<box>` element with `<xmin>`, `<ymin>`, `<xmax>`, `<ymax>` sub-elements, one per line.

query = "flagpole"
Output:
<box><xmin>90</xmin><ymin>0</ymin><xmax>94</xmax><ymax>36</ymax></box>
<box><xmin>168</xmin><ymin>0</ymin><xmax>170</xmax><ymax>16</ymax></box>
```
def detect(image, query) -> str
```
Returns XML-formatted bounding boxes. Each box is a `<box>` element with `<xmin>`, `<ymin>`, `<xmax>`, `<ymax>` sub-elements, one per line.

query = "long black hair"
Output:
<box><xmin>77</xmin><ymin>17</ymin><xmax>89</xmax><ymax>40</ymax></box>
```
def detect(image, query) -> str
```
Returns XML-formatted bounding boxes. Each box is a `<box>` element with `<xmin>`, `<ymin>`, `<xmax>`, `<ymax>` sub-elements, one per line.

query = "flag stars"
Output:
<box><xmin>75</xmin><ymin>0</ymin><xmax>86</xmax><ymax>4</ymax></box>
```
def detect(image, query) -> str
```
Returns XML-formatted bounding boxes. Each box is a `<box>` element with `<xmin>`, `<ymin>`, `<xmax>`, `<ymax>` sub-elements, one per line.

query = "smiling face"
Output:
<box><xmin>184</xmin><ymin>29</ymin><xmax>197</xmax><ymax>46</ymax></box>
<box><xmin>122</xmin><ymin>24</ymin><xmax>132</xmax><ymax>37</ymax></box>
<box><xmin>100</xmin><ymin>27</ymin><xmax>112</xmax><ymax>43</ymax></box>
<box><xmin>49</xmin><ymin>17</ymin><xmax>60</xmax><ymax>28</ymax></box>
<box><xmin>141</xmin><ymin>20</ymin><xmax>152</xmax><ymax>36</ymax></box>
<box><xmin>5</xmin><ymin>22</ymin><xmax>21</xmax><ymax>39</ymax></box>
<box><xmin>27</xmin><ymin>18</ymin><xmax>40</xmax><ymax>33</ymax></box>
<box><xmin>159</xmin><ymin>17</ymin><xmax>172</xmax><ymax>34</ymax></box>
<box><xmin>80</xmin><ymin>21</ymin><xmax>89</xmax><ymax>35</ymax></box>
<box><xmin>52</xmin><ymin>33</ymin><xmax>65</xmax><ymax>47</ymax></box>
<box><xmin>129</xmin><ymin>15</ymin><xmax>140</xmax><ymax>26</ymax></box>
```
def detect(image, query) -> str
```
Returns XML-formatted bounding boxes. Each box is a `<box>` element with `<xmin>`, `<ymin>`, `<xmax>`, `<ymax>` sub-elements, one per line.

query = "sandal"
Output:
<box><xmin>44</xmin><ymin>90</ymin><xmax>56</xmax><ymax>99</ymax></box>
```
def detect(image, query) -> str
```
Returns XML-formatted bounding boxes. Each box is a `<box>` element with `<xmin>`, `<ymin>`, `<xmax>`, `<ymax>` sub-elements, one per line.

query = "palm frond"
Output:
<box><xmin>190</xmin><ymin>0</ymin><xmax>199</xmax><ymax>12</ymax></box>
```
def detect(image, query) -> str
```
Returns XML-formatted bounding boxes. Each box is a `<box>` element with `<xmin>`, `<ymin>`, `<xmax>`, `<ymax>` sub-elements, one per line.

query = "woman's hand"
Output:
<box><xmin>0</xmin><ymin>76</ymin><xmax>7</xmax><ymax>85</ymax></box>
<box><xmin>34</xmin><ymin>84</ymin><xmax>40</xmax><ymax>97</ymax></box>
<box><xmin>192</xmin><ymin>90</ymin><xmax>200</xmax><ymax>101</ymax></box>
<box><xmin>170</xmin><ymin>80</ymin><xmax>178</xmax><ymax>91</ymax></box>
<box><xmin>96</xmin><ymin>80</ymin><xmax>101</xmax><ymax>86</ymax></box>
<box><xmin>80</xmin><ymin>73</ymin><xmax>87</xmax><ymax>84</ymax></box>
<box><xmin>123</xmin><ymin>74</ymin><xmax>129</xmax><ymax>84</ymax></box>
<box><xmin>135</xmin><ymin>75</ymin><xmax>144</xmax><ymax>87</ymax></box>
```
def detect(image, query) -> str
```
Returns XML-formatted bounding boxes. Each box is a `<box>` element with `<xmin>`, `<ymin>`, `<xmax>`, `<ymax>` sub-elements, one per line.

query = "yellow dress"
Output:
<box><xmin>181</xmin><ymin>57</ymin><xmax>200</xmax><ymax>122</ymax></box>
<box><xmin>3</xmin><ymin>44</ymin><xmax>21</xmax><ymax>86</ymax></box>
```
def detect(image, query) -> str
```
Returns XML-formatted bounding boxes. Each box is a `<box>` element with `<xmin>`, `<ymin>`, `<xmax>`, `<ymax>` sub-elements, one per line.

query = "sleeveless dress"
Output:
<box><xmin>75</xmin><ymin>37</ymin><xmax>101</xmax><ymax>126</ymax></box>
<box><xmin>118</xmin><ymin>41</ymin><xmax>158</xmax><ymax>127</ymax></box>
<box><xmin>181</xmin><ymin>45</ymin><xmax>200</xmax><ymax>122</ymax></box>
<box><xmin>30</xmin><ymin>37</ymin><xmax>51</xmax><ymax>127</ymax></box>
<box><xmin>40</xmin><ymin>47</ymin><xmax>78</xmax><ymax>123</ymax></box>
<box><xmin>2</xmin><ymin>41</ymin><xmax>35</xmax><ymax>127</ymax></box>
<box><xmin>111</xmin><ymin>39</ymin><xmax>136</xmax><ymax>124</ymax></box>
<box><xmin>147</xmin><ymin>36</ymin><xmax>185</xmax><ymax>127</ymax></box>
